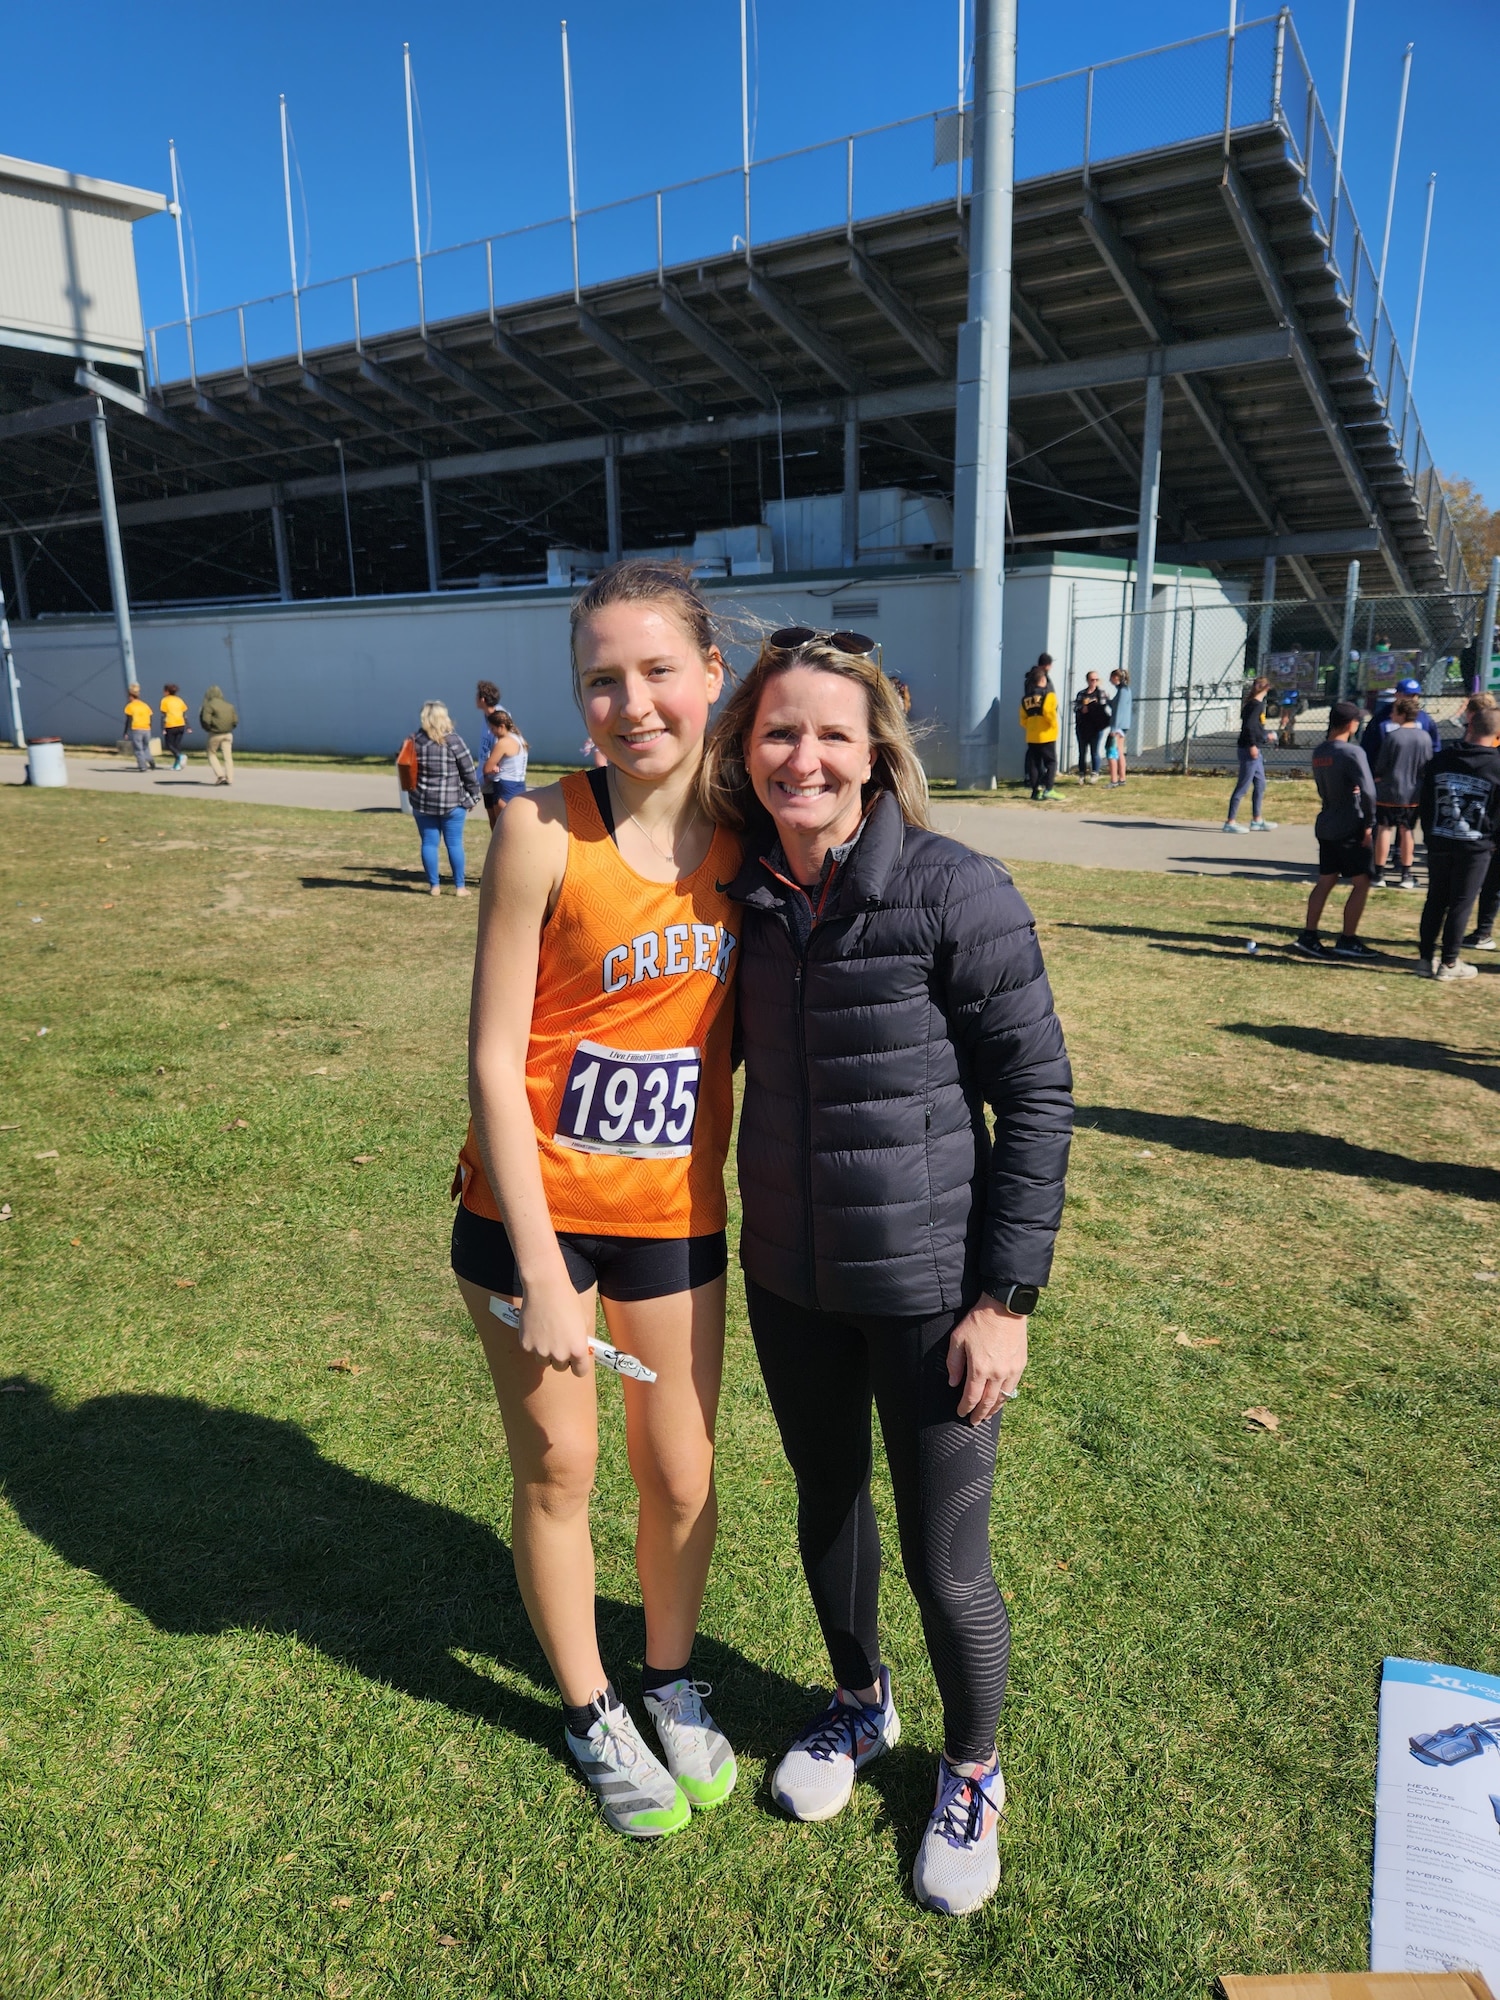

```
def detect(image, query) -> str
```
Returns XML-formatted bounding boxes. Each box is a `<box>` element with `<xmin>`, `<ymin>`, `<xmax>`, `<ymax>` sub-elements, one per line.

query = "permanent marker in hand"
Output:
<box><xmin>488</xmin><ymin>1296</ymin><xmax>657</xmax><ymax>1383</ymax></box>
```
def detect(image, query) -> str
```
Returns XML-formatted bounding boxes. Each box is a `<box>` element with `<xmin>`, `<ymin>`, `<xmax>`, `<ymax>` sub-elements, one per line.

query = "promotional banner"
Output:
<box><xmin>1372</xmin><ymin>1657</ymin><xmax>1500</xmax><ymax>1983</ymax></box>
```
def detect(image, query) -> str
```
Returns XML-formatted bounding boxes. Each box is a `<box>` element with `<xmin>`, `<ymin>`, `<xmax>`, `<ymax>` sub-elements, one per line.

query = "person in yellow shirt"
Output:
<box><xmin>123</xmin><ymin>684</ymin><xmax>155</xmax><ymax>771</ymax></box>
<box><xmin>159</xmin><ymin>684</ymin><xmax>190</xmax><ymax>770</ymax></box>
<box><xmin>1018</xmin><ymin>659</ymin><xmax>1060</xmax><ymax>800</ymax></box>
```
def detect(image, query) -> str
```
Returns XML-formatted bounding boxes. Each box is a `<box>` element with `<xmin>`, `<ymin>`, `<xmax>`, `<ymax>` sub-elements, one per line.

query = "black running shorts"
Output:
<box><xmin>1375</xmin><ymin>802</ymin><xmax>1419</xmax><ymax>831</ymax></box>
<box><xmin>451</xmin><ymin>1201</ymin><xmax>727</xmax><ymax>1303</ymax></box>
<box><xmin>1318</xmin><ymin>837</ymin><xmax>1373</xmax><ymax>879</ymax></box>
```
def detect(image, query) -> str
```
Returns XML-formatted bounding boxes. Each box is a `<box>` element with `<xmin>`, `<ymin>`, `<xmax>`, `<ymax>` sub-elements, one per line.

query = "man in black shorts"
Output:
<box><xmin>1293</xmin><ymin>700</ymin><xmax>1378</xmax><ymax>960</ymax></box>
<box><xmin>1371</xmin><ymin>693</ymin><xmax>1432</xmax><ymax>889</ymax></box>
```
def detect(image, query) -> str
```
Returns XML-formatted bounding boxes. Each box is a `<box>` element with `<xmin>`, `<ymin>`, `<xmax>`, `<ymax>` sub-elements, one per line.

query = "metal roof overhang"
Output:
<box><xmin>0</xmin><ymin>121</ymin><xmax>1464</xmax><ymax>620</ymax></box>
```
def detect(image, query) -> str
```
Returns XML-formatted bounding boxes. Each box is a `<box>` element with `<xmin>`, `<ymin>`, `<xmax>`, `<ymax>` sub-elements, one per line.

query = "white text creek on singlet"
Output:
<box><xmin>600</xmin><ymin>922</ymin><xmax>737</xmax><ymax>994</ymax></box>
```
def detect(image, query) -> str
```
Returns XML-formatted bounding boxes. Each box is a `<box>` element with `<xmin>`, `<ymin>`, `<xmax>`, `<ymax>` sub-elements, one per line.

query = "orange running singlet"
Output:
<box><xmin>457</xmin><ymin>771</ymin><xmax>741</xmax><ymax>1238</ymax></box>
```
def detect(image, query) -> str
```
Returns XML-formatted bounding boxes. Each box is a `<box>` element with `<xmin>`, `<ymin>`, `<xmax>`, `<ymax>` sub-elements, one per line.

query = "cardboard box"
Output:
<box><xmin>1219</xmin><ymin>1977</ymin><xmax>1496</xmax><ymax>2000</ymax></box>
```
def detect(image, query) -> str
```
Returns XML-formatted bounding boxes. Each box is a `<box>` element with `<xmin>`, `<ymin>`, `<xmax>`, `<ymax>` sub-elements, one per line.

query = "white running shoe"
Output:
<box><xmin>1435</xmin><ymin>960</ymin><xmax>1478</xmax><ymax>981</ymax></box>
<box><xmin>644</xmin><ymin>1679</ymin><xmax>737</xmax><ymax>1810</ymax></box>
<box><xmin>771</xmin><ymin>1666</ymin><xmax>899</xmax><ymax>1822</ymax></box>
<box><xmin>913</xmin><ymin>1756</ymin><xmax>1006</xmax><ymax>1916</ymax></box>
<box><xmin>564</xmin><ymin>1693</ymin><xmax>689</xmax><ymax>1838</ymax></box>
<box><xmin>1249</xmin><ymin>818</ymin><xmax>1278</xmax><ymax>831</ymax></box>
<box><xmin>1222</xmin><ymin>820</ymin><xmax>1247</xmax><ymax>834</ymax></box>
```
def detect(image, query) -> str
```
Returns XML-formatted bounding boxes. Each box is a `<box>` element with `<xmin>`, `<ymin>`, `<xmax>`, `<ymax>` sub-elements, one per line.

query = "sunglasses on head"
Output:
<box><xmin>768</xmin><ymin>625</ymin><xmax>876</xmax><ymax>657</ymax></box>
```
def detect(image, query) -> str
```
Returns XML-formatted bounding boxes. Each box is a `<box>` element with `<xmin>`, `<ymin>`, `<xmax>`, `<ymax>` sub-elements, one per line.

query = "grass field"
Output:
<box><xmin>2</xmin><ymin>786</ymin><xmax>1497</xmax><ymax>2000</ymax></box>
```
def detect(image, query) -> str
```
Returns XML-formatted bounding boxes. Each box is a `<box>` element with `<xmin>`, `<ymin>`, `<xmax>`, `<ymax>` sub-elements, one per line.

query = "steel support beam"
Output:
<box><xmin>654</xmin><ymin>284</ymin><xmax>776</xmax><ymax>408</ymax></box>
<box><xmin>420</xmin><ymin>341</ymin><xmax>554</xmax><ymax>440</ymax></box>
<box><xmin>300</xmin><ymin>369</ymin><xmax>405</xmax><ymax>440</ymax></box>
<box><xmin>195</xmin><ymin>390</ymin><xmax>297</xmax><ymax>456</ymax></box>
<box><xmin>358</xmin><ymin>356</ymin><xmax>478</xmax><ymax>446</ymax></box>
<box><xmin>1009</xmin><ymin>285</ymin><xmax>1141</xmax><ymax>485</ymax></box>
<box><xmin>89</xmin><ymin>410</ymin><xmax>139</xmax><ymax>697</ymax></box>
<box><xmin>245</xmin><ymin>380</ymin><xmax>357</xmax><ymax>450</ymax></box>
<box><xmin>271</xmin><ymin>492</ymin><xmax>292</xmax><ymax>601</ymax></box>
<box><xmin>9</xmin><ymin>536</ymin><xmax>31</xmax><ymax>622</ymax></box>
<box><xmin>744</xmin><ymin>269</ymin><xmax>873</xmax><ymax>395</ymax></box>
<box><xmin>604</xmin><ymin>438</ymin><xmax>622</xmax><ymax>564</ymax></box>
<box><xmin>0</xmin><ymin>395</ymin><xmax>98</xmax><ymax>443</ymax></box>
<box><xmin>842</xmin><ymin>414</ymin><xmax>859</xmax><ymax>568</ymax></box>
<box><xmin>1009</xmin><ymin>329</ymin><xmax>1292</xmax><ymax>398</ymax></box>
<box><xmin>490</xmin><ymin>325</ymin><xmax>610</xmax><ymax>423</ymax></box>
<box><xmin>576</xmin><ymin>308</ymin><xmax>703</xmax><ymax>421</ymax></box>
<box><xmin>1128</xmin><ymin>364</ymin><xmax>1164</xmax><ymax>703</ymax></box>
<box><xmin>419</xmin><ymin>463</ymin><xmax>440</xmax><ymax>592</ymax></box>
<box><xmin>954</xmin><ymin>0</ymin><xmax>1016</xmax><ymax>786</ymax></box>
<box><xmin>1156</xmin><ymin>527</ymin><xmax>1380</xmax><ymax>565</ymax></box>
<box><xmin>845</xmin><ymin>245</ymin><xmax>948</xmax><ymax>376</ymax></box>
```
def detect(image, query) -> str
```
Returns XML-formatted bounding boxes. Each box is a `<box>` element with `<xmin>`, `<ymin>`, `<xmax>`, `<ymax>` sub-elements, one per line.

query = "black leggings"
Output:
<box><xmin>746</xmin><ymin>1279</ymin><xmax>1010</xmax><ymax>1763</ymax></box>
<box><xmin>1476</xmin><ymin>848</ymin><xmax>1500</xmax><ymax>937</ymax></box>
<box><xmin>1024</xmin><ymin>743</ymin><xmax>1057</xmax><ymax>794</ymax></box>
<box><xmin>1420</xmin><ymin>845</ymin><xmax>1493</xmax><ymax>963</ymax></box>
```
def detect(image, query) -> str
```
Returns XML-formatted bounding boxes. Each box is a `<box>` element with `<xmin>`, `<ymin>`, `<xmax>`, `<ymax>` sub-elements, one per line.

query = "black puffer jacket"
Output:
<box><xmin>727</xmin><ymin>790</ymin><xmax>1074</xmax><ymax>1317</ymax></box>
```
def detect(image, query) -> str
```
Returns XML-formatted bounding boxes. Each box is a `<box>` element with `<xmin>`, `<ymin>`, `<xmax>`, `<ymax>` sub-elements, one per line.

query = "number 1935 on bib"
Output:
<box><xmin>556</xmin><ymin>1040</ymin><xmax>701</xmax><ymax>1159</ymax></box>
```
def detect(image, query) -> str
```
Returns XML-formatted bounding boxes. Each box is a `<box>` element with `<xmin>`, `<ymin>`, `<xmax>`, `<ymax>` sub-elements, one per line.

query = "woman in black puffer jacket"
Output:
<box><xmin>703</xmin><ymin>632</ymin><xmax>1073</xmax><ymax>1916</ymax></box>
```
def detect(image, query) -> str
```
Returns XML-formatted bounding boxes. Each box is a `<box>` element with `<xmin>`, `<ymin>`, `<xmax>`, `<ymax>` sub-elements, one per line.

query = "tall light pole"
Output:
<box><xmin>404</xmin><ymin>44</ymin><xmax>426</xmax><ymax>333</ymax></box>
<box><xmin>167</xmin><ymin>140</ymin><xmax>196</xmax><ymax>383</ymax></box>
<box><xmin>1407</xmin><ymin>171</ymin><xmax>1437</xmax><ymax>398</ymax></box>
<box><xmin>1329</xmin><ymin>0</ymin><xmax>1356</xmax><ymax>249</ymax></box>
<box><xmin>953</xmin><ymin>0</ymin><xmax>1016</xmax><ymax>787</ymax></box>
<box><xmin>279</xmin><ymin>96</ymin><xmax>303</xmax><ymax>364</ymax></box>
<box><xmin>1375</xmin><ymin>43</ymin><xmax>1412</xmax><ymax>319</ymax></box>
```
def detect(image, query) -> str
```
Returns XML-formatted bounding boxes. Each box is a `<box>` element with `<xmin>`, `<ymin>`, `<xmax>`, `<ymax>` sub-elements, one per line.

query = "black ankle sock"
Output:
<box><xmin>642</xmin><ymin>1659</ymin><xmax>692</xmax><ymax>1697</ymax></box>
<box><xmin>563</xmin><ymin>1681</ymin><xmax>617</xmax><ymax>1738</ymax></box>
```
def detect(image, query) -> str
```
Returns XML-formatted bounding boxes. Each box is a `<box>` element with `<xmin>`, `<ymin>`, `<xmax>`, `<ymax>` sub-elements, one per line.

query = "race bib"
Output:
<box><xmin>555</xmin><ymin>1040</ymin><xmax>701</xmax><ymax>1159</ymax></box>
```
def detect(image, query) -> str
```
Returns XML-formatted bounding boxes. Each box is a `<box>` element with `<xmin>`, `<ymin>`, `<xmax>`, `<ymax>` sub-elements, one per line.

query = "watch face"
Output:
<box><xmin>1006</xmin><ymin>1285</ymin><xmax>1040</xmax><ymax>1316</ymax></box>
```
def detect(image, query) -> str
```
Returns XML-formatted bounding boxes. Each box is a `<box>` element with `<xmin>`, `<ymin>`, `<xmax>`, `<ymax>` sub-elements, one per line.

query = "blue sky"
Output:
<box><xmin>6</xmin><ymin>0</ymin><xmax>1496</xmax><ymax>498</ymax></box>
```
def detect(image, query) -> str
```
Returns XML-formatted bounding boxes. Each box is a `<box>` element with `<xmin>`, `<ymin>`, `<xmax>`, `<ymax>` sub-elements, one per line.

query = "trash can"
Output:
<box><xmin>27</xmin><ymin>738</ymin><xmax>67</xmax><ymax>787</ymax></box>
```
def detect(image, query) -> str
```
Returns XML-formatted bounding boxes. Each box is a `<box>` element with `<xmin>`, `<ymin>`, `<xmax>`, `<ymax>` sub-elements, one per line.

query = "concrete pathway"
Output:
<box><xmin>930</xmin><ymin>801</ymin><xmax>1316</xmax><ymax>880</ymax></box>
<box><xmin>1</xmin><ymin>753</ymin><xmax>402</xmax><ymax>814</ymax></box>
<box><xmin>3</xmin><ymin>752</ymin><xmax>1322</xmax><ymax>879</ymax></box>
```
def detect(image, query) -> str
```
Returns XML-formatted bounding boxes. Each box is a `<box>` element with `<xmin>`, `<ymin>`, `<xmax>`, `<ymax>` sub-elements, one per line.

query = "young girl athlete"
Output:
<box><xmin>452</xmin><ymin>561</ymin><xmax>741</xmax><ymax>1838</ymax></box>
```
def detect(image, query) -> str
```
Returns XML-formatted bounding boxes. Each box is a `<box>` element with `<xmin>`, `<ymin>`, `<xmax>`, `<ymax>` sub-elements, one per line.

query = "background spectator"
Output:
<box><xmin>411</xmin><ymin>699</ymin><xmax>481</xmax><ymax>897</ymax></box>
<box><xmin>1371</xmin><ymin>694</ymin><xmax>1431</xmax><ymax>890</ymax></box>
<box><xmin>1106</xmin><ymin>668</ymin><xmax>1132</xmax><ymax>787</ymax></box>
<box><xmin>1018</xmin><ymin>663</ymin><xmax>1059</xmax><ymax>800</ymax></box>
<box><xmin>1222</xmin><ymin>676</ymin><xmax>1277</xmax><ymax>833</ymax></box>
<box><xmin>1416</xmin><ymin>696</ymin><xmax>1500</xmax><ymax>980</ymax></box>
<box><xmin>159</xmin><ymin>684</ymin><xmax>189</xmax><ymax>770</ymax></box>
<box><xmin>123</xmin><ymin>684</ymin><xmax>154</xmax><ymax>771</ymax></box>
<box><xmin>200</xmin><ymin>685</ymin><xmax>239</xmax><ymax>786</ymax></box>
<box><xmin>1072</xmin><ymin>671</ymin><xmax>1110</xmax><ymax>783</ymax></box>
<box><xmin>481</xmin><ymin>707</ymin><xmax>529</xmax><ymax>825</ymax></box>
<box><xmin>1363</xmin><ymin>675</ymin><xmax>1441</xmax><ymax>760</ymax></box>
<box><xmin>1293</xmin><ymin>700</ymin><xmax>1377</xmax><ymax>961</ymax></box>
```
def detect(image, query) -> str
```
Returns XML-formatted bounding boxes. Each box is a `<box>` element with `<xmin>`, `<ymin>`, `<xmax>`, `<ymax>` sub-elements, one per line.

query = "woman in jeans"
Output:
<box><xmin>410</xmin><ymin>701</ymin><xmax>481</xmax><ymax>897</ymax></box>
<box><xmin>704</xmin><ymin>630</ymin><xmax>1073</xmax><ymax>1916</ymax></box>
<box><xmin>1223</xmin><ymin>676</ymin><xmax>1278</xmax><ymax>833</ymax></box>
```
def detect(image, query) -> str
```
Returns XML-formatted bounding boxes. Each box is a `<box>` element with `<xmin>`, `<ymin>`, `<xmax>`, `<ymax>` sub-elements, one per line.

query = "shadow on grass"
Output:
<box><xmin>1078</xmin><ymin>1105</ymin><xmax>1500</xmax><ymax>1201</ymax></box>
<box><xmin>0</xmin><ymin>1384</ymin><xmax>805</xmax><ymax>1757</ymax></box>
<box><xmin>1222</xmin><ymin>1023</ymin><xmax>1500</xmax><ymax>1095</ymax></box>
<box><xmin>299</xmin><ymin>866</ymin><xmax>431</xmax><ymax>894</ymax></box>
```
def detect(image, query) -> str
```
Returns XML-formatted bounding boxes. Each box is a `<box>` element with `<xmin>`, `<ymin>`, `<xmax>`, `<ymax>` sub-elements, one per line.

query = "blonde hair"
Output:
<box><xmin>701</xmin><ymin>639</ymin><xmax>931</xmax><ymax>833</ymax></box>
<box><xmin>568</xmin><ymin>558</ymin><xmax>718</xmax><ymax>707</ymax></box>
<box><xmin>419</xmin><ymin>701</ymin><xmax>454</xmax><ymax>741</ymax></box>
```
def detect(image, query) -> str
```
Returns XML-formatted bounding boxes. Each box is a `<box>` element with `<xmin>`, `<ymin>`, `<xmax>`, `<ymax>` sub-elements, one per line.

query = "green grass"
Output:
<box><xmin>931</xmin><ymin>771</ymin><xmax>1323</xmax><ymax>822</ymax></box>
<box><xmin>1</xmin><ymin>789</ymin><xmax>1497</xmax><ymax>1999</ymax></box>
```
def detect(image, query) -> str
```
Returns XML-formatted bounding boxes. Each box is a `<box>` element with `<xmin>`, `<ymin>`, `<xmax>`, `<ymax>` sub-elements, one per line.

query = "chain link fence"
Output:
<box><xmin>1059</xmin><ymin>593</ymin><xmax>1483</xmax><ymax>776</ymax></box>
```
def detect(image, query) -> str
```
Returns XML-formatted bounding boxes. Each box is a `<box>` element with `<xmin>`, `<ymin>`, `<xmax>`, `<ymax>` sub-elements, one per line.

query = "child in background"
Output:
<box><xmin>159</xmin><ymin>684</ymin><xmax>189</xmax><ymax>770</ymax></box>
<box><xmin>1018</xmin><ymin>662</ymin><xmax>1060</xmax><ymax>801</ymax></box>
<box><xmin>123</xmin><ymin>684</ymin><xmax>155</xmax><ymax>771</ymax></box>
<box><xmin>1106</xmin><ymin>668</ymin><xmax>1132</xmax><ymax>788</ymax></box>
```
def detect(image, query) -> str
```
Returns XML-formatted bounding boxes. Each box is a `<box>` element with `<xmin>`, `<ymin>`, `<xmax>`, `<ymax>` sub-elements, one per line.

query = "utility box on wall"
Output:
<box><xmin>0</xmin><ymin>153</ymin><xmax>164</xmax><ymax>367</ymax></box>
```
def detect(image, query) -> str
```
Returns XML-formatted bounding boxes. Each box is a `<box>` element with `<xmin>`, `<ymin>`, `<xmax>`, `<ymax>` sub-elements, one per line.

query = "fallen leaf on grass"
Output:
<box><xmin>101</xmin><ymin>902</ymin><xmax>115</xmax><ymax>911</ymax></box>
<box><xmin>327</xmin><ymin>1357</ymin><xmax>366</xmax><ymax>1376</ymax></box>
<box><xmin>1475</xmin><ymin>1273</ymin><xmax>1498</xmax><ymax>1284</ymax></box>
<box><xmin>437</xmin><ymin>1937</ymin><xmax>458</xmax><ymax>1949</ymax></box>
<box><xmin>33</xmin><ymin>1150</ymin><xmax>58</xmax><ymax>1161</ymax></box>
<box><xmin>0</xmin><ymin>1124</ymin><xmax>18</xmax><ymax>1131</ymax></box>
<box><xmin>1134</xmin><ymin>1149</ymin><xmax>1154</xmax><ymax>1158</ymax></box>
<box><xmin>0</xmin><ymin>1382</ymin><xmax>28</xmax><ymax>1394</ymax></box>
<box><xmin>275</xmin><ymin>1853</ymin><xmax>297</xmax><ymax>1866</ymax></box>
<box><xmin>308</xmin><ymin>1066</ymin><xmax>329</xmax><ymax>1076</ymax></box>
<box><xmin>220</xmin><ymin>1119</ymin><xmax>249</xmax><ymax>1131</ymax></box>
<box><xmin>0</xmin><ymin>1206</ymin><xmax>12</xmax><ymax>1222</ymax></box>
<box><xmin>70</xmin><ymin>1238</ymin><xmax>81</xmax><ymax>1247</ymax></box>
<box><xmin>174</xmin><ymin>1279</ymin><xmax>196</xmax><ymax>1290</ymax></box>
<box><xmin>329</xmin><ymin>1897</ymin><xmax>353</xmax><ymax>1910</ymax></box>
<box><xmin>378</xmin><ymin>1889</ymin><xmax>396</xmax><ymax>1904</ymax></box>
<box><xmin>1175</xmin><ymin>1332</ymin><xmax>1222</xmax><ymax>1348</ymax></box>
<box><xmin>1242</xmin><ymin>1406</ymin><xmax>1280</xmax><ymax>1432</ymax></box>
<box><xmin>351</xmin><ymin>1155</ymin><xmax>378</xmax><ymax>1165</ymax></box>
<box><xmin>216</xmin><ymin>1022</ymin><xmax>229</xmax><ymax>1031</ymax></box>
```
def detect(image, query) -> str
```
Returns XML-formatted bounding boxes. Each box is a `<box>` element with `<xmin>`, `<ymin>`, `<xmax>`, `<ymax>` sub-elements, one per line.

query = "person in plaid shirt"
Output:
<box><xmin>411</xmin><ymin>701</ymin><xmax>482</xmax><ymax>897</ymax></box>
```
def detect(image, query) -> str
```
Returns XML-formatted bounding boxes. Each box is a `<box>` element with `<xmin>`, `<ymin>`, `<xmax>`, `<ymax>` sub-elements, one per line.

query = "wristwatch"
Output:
<box><xmin>997</xmin><ymin>1283</ymin><xmax>1040</xmax><ymax>1316</ymax></box>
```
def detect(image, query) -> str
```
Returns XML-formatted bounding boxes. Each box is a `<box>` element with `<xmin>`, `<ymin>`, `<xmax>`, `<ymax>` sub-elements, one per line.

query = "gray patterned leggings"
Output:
<box><xmin>746</xmin><ymin>1279</ymin><xmax>1011</xmax><ymax>1763</ymax></box>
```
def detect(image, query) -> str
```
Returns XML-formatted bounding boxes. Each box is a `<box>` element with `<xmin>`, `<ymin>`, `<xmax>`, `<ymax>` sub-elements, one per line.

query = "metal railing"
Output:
<box><xmin>143</xmin><ymin>12</ymin><xmax>1460</xmax><ymax>594</ymax></box>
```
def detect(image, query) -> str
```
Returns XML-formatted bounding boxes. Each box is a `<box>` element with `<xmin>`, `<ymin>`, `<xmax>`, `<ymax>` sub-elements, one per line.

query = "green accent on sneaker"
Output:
<box><xmin>622</xmin><ymin>1792</ymin><xmax>691</xmax><ymax>1835</ymax></box>
<box><xmin>676</xmin><ymin>1761</ymin><xmax>737</xmax><ymax>1809</ymax></box>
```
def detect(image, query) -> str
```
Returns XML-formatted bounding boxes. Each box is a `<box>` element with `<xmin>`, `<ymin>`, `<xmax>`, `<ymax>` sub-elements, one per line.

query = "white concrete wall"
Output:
<box><xmin>9</xmin><ymin>556</ymin><xmax>1248</xmax><ymax>781</ymax></box>
<box><xmin>9</xmin><ymin>570</ymin><xmax>967</xmax><ymax>774</ymax></box>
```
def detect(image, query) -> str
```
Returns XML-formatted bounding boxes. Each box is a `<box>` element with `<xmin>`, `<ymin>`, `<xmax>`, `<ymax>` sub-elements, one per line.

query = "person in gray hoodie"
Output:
<box><xmin>199</xmin><ymin>685</ymin><xmax>239</xmax><ymax>786</ymax></box>
<box><xmin>1371</xmin><ymin>694</ymin><xmax>1433</xmax><ymax>889</ymax></box>
<box><xmin>1293</xmin><ymin>700</ymin><xmax>1378</xmax><ymax>961</ymax></box>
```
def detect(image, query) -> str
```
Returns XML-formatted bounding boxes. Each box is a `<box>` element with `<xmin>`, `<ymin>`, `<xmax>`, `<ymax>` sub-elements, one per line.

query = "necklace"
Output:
<box><xmin>607</xmin><ymin>767</ymin><xmax>703</xmax><ymax>869</ymax></box>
